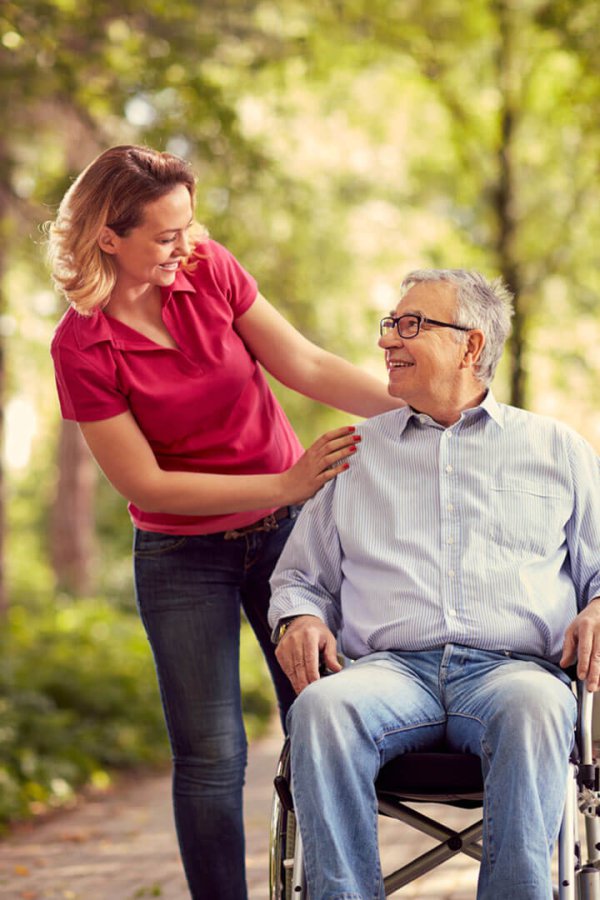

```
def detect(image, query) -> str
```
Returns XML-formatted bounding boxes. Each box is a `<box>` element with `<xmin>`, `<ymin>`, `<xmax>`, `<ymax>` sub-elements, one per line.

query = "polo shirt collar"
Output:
<box><xmin>171</xmin><ymin>268</ymin><xmax>197</xmax><ymax>295</ymax></box>
<box><xmin>73</xmin><ymin>309</ymin><xmax>114</xmax><ymax>350</ymax></box>
<box><xmin>73</xmin><ymin>266</ymin><xmax>198</xmax><ymax>351</ymax></box>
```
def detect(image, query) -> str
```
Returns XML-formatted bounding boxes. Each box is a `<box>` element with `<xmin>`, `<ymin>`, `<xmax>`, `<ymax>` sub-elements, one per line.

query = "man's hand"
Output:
<box><xmin>275</xmin><ymin>615</ymin><xmax>342</xmax><ymax>695</ymax></box>
<box><xmin>560</xmin><ymin>596</ymin><xmax>600</xmax><ymax>691</ymax></box>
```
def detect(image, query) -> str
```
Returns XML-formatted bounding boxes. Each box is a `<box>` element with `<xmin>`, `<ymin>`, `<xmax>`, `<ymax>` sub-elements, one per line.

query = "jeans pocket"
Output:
<box><xmin>133</xmin><ymin>529</ymin><xmax>189</xmax><ymax>558</ymax></box>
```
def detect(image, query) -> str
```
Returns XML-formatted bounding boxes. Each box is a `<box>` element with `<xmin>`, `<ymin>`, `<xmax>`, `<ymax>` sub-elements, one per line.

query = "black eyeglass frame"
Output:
<box><xmin>379</xmin><ymin>314</ymin><xmax>473</xmax><ymax>339</ymax></box>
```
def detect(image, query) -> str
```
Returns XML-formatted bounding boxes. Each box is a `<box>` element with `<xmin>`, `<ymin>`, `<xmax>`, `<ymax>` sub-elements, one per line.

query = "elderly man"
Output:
<box><xmin>268</xmin><ymin>269</ymin><xmax>600</xmax><ymax>900</ymax></box>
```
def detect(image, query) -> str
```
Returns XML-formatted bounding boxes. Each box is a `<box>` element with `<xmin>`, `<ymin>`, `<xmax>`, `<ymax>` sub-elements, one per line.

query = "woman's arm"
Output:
<box><xmin>79</xmin><ymin>411</ymin><xmax>358</xmax><ymax>515</ymax></box>
<box><xmin>235</xmin><ymin>293</ymin><xmax>404</xmax><ymax>416</ymax></box>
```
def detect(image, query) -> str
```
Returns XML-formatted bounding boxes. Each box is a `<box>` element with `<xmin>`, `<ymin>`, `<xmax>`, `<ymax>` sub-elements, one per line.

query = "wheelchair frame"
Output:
<box><xmin>270</xmin><ymin>683</ymin><xmax>600</xmax><ymax>899</ymax></box>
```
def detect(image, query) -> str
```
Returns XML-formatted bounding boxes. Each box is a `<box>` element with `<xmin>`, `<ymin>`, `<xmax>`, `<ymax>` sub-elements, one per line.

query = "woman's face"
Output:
<box><xmin>105</xmin><ymin>184</ymin><xmax>194</xmax><ymax>290</ymax></box>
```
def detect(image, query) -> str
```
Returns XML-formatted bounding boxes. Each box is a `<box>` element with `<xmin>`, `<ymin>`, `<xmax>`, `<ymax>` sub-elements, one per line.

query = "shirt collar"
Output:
<box><xmin>73</xmin><ymin>266</ymin><xmax>198</xmax><ymax>351</ymax></box>
<box><xmin>404</xmin><ymin>389</ymin><xmax>505</xmax><ymax>431</ymax></box>
<box><xmin>478</xmin><ymin>390</ymin><xmax>504</xmax><ymax>427</ymax></box>
<box><xmin>170</xmin><ymin>267</ymin><xmax>197</xmax><ymax>296</ymax></box>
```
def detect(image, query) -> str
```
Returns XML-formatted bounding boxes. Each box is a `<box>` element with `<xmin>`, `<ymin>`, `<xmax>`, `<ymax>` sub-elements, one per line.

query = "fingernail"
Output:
<box><xmin>349</xmin><ymin>445</ymin><xmax>357</xmax><ymax>453</ymax></box>
<box><xmin>342</xmin><ymin>463</ymin><xmax>350</xmax><ymax>470</ymax></box>
<box><xmin>347</xmin><ymin>426</ymin><xmax>356</xmax><ymax>432</ymax></box>
<box><xmin>353</xmin><ymin>435</ymin><xmax>362</xmax><ymax>442</ymax></box>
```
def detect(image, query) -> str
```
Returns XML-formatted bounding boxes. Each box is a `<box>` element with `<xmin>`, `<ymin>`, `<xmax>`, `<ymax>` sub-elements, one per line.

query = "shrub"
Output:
<box><xmin>0</xmin><ymin>597</ymin><xmax>275</xmax><ymax>827</ymax></box>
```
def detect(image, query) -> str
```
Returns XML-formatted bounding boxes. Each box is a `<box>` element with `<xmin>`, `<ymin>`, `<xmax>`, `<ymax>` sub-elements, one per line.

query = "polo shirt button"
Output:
<box><xmin>445</xmin><ymin>464</ymin><xmax>453</xmax><ymax>474</ymax></box>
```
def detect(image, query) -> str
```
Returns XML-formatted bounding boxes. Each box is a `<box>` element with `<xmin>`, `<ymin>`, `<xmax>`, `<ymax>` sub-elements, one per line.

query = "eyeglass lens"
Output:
<box><xmin>381</xmin><ymin>315</ymin><xmax>420</xmax><ymax>337</ymax></box>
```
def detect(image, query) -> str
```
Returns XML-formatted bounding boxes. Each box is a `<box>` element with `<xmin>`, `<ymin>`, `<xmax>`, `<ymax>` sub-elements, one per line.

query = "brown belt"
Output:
<box><xmin>223</xmin><ymin>506</ymin><xmax>291</xmax><ymax>540</ymax></box>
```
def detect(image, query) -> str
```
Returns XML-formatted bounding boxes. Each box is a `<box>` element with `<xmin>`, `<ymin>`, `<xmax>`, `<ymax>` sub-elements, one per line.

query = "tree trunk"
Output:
<box><xmin>0</xmin><ymin>137</ymin><xmax>9</xmax><ymax>614</ymax></box>
<box><xmin>50</xmin><ymin>420</ymin><xmax>97</xmax><ymax>595</ymax></box>
<box><xmin>494</xmin><ymin>0</ymin><xmax>526</xmax><ymax>409</ymax></box>
<box><xmin>0</xmin><ymin>248</ymin><xmax>6</xmax><ymax>615</ymax></box>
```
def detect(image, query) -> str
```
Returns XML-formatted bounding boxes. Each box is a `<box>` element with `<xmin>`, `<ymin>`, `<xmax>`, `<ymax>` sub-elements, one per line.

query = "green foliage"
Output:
<box><xmin>3</xmin><ymin>0</ymin><xmax>600</xmax><ymax>828</ymax></box>
<box><xmin>0</xmin><ymin>597</ymin><xmax>275</xmax><ymax>827</ymax></box>
<box><xmin>0</xmin><ymin>597</ymin><xmax>166</xmax><ymax>826</ymax></box>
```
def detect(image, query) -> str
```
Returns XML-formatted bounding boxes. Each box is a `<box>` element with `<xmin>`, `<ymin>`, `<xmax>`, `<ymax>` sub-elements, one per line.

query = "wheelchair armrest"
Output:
<box><xmin>576</xmin><ymin>679</ymin><xmax>599</xmax><ymax>799</ymax></box>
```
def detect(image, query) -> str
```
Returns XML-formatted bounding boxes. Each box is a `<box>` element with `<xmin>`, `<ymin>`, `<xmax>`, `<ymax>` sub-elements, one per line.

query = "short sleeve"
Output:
<box><xmin>203</xmin><ymin>240</ymin><xmax>258</xmax><ymax>317</ymax></box>
<box><xmin>51</xmin><ymin>342</ymin><xmax>129</xmax><ymax>422</ymax></box>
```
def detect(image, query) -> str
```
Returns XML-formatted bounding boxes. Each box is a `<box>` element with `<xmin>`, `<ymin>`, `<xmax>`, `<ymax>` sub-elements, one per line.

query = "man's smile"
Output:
<box><xmin>386</xmin><ymin>353</ymin><xmax>414</xmax><ymax>370</ymax></box>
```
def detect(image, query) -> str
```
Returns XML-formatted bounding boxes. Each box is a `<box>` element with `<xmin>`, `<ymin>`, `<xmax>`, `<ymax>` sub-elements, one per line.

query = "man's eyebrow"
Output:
<box><xmin>389</xmin><ymin>309</ymin><xmax>422</xmax><ymax>317</ymax></box>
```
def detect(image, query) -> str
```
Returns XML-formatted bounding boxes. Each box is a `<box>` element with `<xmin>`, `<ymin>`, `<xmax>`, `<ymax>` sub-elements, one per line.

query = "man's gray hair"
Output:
<box><xmin>401</xmin><ymin>269</ymin><xmax>514</xmax><ymax>386</ymax></box>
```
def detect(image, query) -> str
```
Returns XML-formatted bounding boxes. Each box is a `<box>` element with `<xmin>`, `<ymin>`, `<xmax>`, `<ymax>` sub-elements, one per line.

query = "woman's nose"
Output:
<box><xmin>175</xmin><ymin>231</ymin><xmax>191</xmax><ymax>256</ymax></box>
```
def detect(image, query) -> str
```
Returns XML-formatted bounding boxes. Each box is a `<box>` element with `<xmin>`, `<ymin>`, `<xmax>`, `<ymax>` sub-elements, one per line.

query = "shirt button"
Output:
<box><xmin>446</xmin><ymin>431</ymin><xmax>453</xmax><ymax>438</ymax></box>
<box><xmin>419</xmin><ymin>415</ymin><xmax>426</xmax><ymax>424</ymax></box>
<box><xmin>447</xmin><ymin>536</ymin><xmax>454</xmax><ymax>544</ymax></box>
<box><xmin>445</xmin><ymin>464</ymin><xmax>453</xmax><ymax>474</ymax></box>
<box><xmin>447</xmin><ymin>503</ymin><xmax>454</xmax><ymax>512</ymax></box>
<box><xmin>448</xmin><ymin>608</ymin><xmax>458</xmax><ymax>616</ymax></box>
<box><xmin>448</xmin><ymin>570</ymin><xmax>455</xmax><ymax>578</ymax></box>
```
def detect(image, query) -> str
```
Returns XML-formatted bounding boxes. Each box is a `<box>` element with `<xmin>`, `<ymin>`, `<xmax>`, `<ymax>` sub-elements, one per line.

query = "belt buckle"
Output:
<box><xmin>260</xmin><ymin>513</ymin><xmax>279</xmax><ymax>532</ymax></box>
<box><xmin>223</xmin><ymin>512</ymin><xmax>279</xmax><ymax>540</ymax></box>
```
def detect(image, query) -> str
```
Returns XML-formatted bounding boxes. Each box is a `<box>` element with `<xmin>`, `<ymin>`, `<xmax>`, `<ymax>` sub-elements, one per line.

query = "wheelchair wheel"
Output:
<box><xmin>269</xmin><ymin>739</ymin><xmax>301</xmax><ymax>899</ymax></box>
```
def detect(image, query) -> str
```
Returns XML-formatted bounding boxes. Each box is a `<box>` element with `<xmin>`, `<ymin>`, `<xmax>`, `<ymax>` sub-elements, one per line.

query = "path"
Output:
<box><xmin>0</xmin><ymin>722</ymin><xmax>552</xmax><ymax>899</ymax></box>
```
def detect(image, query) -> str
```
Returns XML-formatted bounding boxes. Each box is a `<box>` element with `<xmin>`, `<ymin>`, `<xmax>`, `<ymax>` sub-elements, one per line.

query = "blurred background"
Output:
<box><xmin>1</xmin><ymin>0</ymin><xmax>599</xmax><ymax>827</ymax></box>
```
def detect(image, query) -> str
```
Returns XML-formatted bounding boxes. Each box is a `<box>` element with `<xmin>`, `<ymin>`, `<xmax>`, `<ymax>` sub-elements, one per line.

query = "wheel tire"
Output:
<box><xmin>270</xmin><ymin>739</ymin><xmax>297</xmax><ymax>899</ymax></box>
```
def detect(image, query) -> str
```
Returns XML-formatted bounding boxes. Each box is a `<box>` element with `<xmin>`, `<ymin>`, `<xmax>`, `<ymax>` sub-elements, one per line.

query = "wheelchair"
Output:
<box><xmin>270</xmin><ymin>675</ymin><xmax>600</xmax><ymax>899</ymax></box>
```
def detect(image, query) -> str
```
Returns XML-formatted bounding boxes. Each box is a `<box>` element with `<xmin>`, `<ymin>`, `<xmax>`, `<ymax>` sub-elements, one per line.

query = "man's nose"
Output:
<box><xmin>378</xmin><ymin>330</ymin><xmax>403</xmax><ymax>350</ymax></box>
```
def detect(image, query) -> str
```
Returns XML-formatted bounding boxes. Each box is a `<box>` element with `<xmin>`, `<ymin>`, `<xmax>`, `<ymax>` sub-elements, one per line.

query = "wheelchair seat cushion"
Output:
<box><xmin>376</xmin><ymin>751</ymin><xmax>484</xmax><ymax>805</ymax></box>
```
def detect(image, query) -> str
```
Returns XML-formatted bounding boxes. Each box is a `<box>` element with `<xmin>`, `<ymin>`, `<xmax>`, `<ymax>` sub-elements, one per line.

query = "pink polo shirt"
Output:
<box><xmin>51</xmin><ymin>240</ymin><xmax>304</xmax><ymax>535</ymax></box>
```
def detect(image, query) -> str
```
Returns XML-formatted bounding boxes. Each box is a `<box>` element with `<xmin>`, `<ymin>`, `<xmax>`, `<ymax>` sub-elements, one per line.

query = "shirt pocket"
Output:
<box><xmin>488</xmin><ymin>478</ymin><xmax>566</xmax><ymax>558</ymax></box>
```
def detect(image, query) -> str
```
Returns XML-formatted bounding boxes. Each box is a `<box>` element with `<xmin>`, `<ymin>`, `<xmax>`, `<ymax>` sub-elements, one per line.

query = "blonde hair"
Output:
<box><xmin>47</xmin><ymin>145</ymin><xmax>207</xmax><ymax>315</ymax></box>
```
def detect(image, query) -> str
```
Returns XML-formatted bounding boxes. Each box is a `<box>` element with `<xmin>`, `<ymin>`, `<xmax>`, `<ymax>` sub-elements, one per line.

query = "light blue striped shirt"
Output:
<box><xmin>269</xmin><ymin>393</ymin><xmax>600</xmax><ymax>663</ymax></box>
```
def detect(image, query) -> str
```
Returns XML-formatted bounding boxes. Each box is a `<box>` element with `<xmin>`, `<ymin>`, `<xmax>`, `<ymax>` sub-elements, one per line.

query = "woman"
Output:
<box><xmin>48</xmin><ymin>145</ymin><xmax>401</xmax><ymax>899</ymax></box>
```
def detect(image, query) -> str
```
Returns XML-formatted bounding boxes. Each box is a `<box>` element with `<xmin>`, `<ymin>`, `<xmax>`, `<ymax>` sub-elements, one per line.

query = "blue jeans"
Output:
<box><xmin>288</xmin><ymin>645</ymin><xmax>576</xmax><ymax>900</ymax></box>
<box><xmin>133</xmin><ymin>510</ymin><xmax>300</xmax><ymax>900</ymax></box>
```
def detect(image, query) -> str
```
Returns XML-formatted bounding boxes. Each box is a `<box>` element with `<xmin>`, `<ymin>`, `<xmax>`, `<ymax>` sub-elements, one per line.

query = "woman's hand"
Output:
<box><xmin>278</xmin><ymin>426</ymin><xmax>360</xmax><ymax>505</ymax></box>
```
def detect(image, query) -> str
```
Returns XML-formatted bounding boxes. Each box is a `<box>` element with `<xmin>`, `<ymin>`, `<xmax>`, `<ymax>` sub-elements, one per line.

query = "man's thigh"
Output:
<box><xmin>291</xmin><ymin>650</ymin><xmax>448</xmax><ymax>765</ymax></box>
<box><xmin>442</xmin><ymin>647</ymin><xmax>577</xmax><ymax>755</ymax></box>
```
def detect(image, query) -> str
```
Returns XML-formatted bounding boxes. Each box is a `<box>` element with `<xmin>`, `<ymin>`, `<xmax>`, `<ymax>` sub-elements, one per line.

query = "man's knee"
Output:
<box><xmin>287</xmin><ymin>673</ymin><xmax>365</xmax><ymax>747</ymax></box>
<box><xmin>486</xmin><ymin>670</ymin><xmax>576</xmax><ymax>749</ymax></box>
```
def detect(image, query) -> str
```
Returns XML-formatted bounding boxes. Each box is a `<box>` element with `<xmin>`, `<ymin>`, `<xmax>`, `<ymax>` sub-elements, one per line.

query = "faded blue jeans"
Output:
<box><xmin>288</xmin><ymin>644</ymin><xmax>576</xmax><ymax>900</ymax></box>
<box><xmin>133</xmin><ymin>509</ymin><xmax>300</xmax><ymax>900</ymax></box>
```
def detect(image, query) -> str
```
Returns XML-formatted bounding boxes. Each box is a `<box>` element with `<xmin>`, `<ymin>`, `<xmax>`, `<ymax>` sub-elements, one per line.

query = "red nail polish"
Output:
<box><xmin>353</xmin><ymin>435</ymin><xmax>362</xmax><ymax>442</ymax></box>
<box><xmin>347</xmin><ymin>426</ymin><xmax>356</xmax><ymax>432</ymax></box>
<box><xmin>349</xmin><ymin>445</ymin><xmax>357</xmax><ymax>453</ymax></box>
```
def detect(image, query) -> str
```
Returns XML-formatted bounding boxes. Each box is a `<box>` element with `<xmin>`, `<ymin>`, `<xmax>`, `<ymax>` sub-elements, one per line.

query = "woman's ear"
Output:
<box><xmin>461</xmin><ymin>329</ymin><xmax>486</xmax><ymax>370</ymax></box>
<box><xmin>97</xmin><ymin>226</ymin><xmax>119</xmax><ymax>255</ymax></box>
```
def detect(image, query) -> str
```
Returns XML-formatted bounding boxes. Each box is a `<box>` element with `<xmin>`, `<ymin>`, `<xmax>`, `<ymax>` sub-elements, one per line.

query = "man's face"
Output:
<box><xmin>378</xmin><ymin>281</ymin><xmax>469</xmax><ymax>410</ymax></box>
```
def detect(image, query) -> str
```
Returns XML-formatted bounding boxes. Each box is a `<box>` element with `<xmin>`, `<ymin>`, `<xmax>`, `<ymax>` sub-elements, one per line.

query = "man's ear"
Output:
<box><xmin>461</xmin><ymin>330</ymin><xmax>485</xmax><ymax>370</ymax></box>
<box><xmin>97</xmin><ymin>226</ymin><xmax>120</xmax><ymax>255</ymax></box>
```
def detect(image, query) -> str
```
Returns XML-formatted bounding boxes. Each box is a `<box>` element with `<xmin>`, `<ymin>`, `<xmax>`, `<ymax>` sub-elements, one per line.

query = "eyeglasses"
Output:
<box><xmin>379</xmin><ymin>314</ymin><xmax>473</xmax><ymax>339</ymax></box>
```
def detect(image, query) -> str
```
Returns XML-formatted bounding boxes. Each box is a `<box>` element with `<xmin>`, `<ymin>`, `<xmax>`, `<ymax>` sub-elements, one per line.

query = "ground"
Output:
<box><xmin>0</xmin><ymin>722</ymin><xmax>512</xmax><ymax>899</ymax></box>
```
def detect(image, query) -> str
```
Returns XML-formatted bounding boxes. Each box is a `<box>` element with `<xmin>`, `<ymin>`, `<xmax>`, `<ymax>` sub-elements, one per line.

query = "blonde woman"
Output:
<box><xmin>48</xmin><ymin>145</ymin><xmax>402</xmax><ymax>900</ymax></box>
